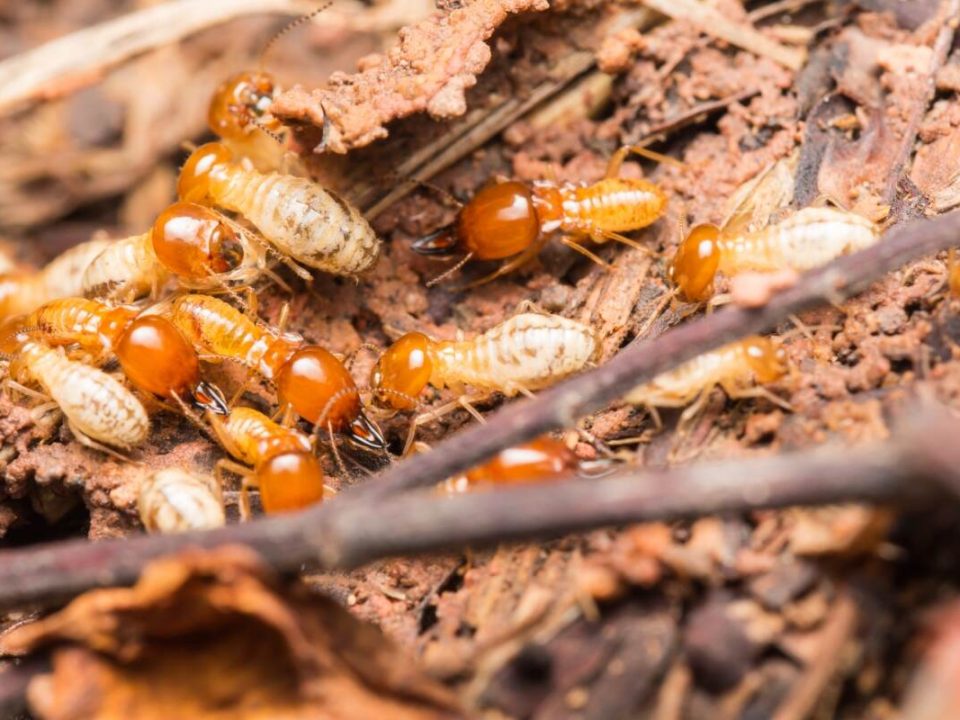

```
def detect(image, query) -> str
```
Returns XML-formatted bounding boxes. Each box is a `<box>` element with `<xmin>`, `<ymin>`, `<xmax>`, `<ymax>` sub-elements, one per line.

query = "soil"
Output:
<box><xmin>4</xmin><ymin>0</ymin><xmax>960</xmax><ymax>718</ymax></box>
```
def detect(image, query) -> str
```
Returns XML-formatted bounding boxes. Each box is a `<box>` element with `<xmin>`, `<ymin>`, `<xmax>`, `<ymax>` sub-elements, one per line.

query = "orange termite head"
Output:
<box><xmin>370</xmin><ymin>332</ymin><xmax>433</xmax><ymax>411</ymax></box>
<box><xmin>669</xmin><ymin>223</ymin><xmax>722</xmax><ymax>302</ymax></box>
<box><xmin>116</xmin><ymin>315</ymin><xmax>227</xmax><ymax>413</ymax></box>
<box><xmin>151</xmin><ymin>202</ymin><xmax>244</xmax><ymax>279</ymax></box>
<box><xmin>465</xmin><ymin>436</ymin><xmax>578</xmax><ymax>487</ymax></box>
<box><xmin>742</xmin><ymin>336</ymin><xmax>788</xmax><ymax>384</ymax></box>
<box><xmin>276</xmin><ymin>346</ymin><xmax>384</xmax><ymax>449</ymax></box>
<box><xmin>256</xmin><ymin>450</ymin><xmax>326</xmax><ymax>513</ymax></box>
<box><xmin>412</xmin><ymin>181</ymin><xmax>540</xmax><ymax>262</ymax></box>
<box><xmin>178</xmin><ymin>142</ymin><xmax>234</xmax><ymax>204</ymax></box>
<box><xmin>208</xmin><ymin>71</ymin><xmax>279</xmax><ymax>141</ymax></box>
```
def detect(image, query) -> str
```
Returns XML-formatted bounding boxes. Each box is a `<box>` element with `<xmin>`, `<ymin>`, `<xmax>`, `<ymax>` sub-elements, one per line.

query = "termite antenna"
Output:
<box><xmin>253</xmin><ymin>119</ymin><xmax>286</xmax><ymax>146</ymax></box>
<box><xmin>259</xmin><ymin>1</ymin><xmax>334</xmax><ymax>69</ymax></box>
<box><xmin>426</xmin><ymin>253</ymin><xmax>473</xmax><ymax>288</ymax></box>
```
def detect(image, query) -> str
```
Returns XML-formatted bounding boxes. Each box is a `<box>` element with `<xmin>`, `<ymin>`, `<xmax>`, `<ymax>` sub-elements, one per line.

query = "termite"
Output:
<box><xmin>81</xmin><ymin>201</ymin><xmax>265</xmax><ymax>302</ymax></box>
<box><xmin>4</xmin><ymin>336</ymin><xmax>150</xmax><ymax>454</ymax></box>
<box><xmin>178</xmin><ymin>142</ymin><xmax>380</xmax><ymax>276</ymax></box>
<box><xmin>670</xmin><ymin>206</ymin><xmax>879</xmax><ymax>302</ymax></box>
<box><xmin>370</xmin><ymin>312</ymin><xmax>597</xmax><ymax>448</ymax></box>
<box><xmin>0</xmin><ymin>237</ymin><xmax>114</xmax><ymax>319</ymax></box>
<box><xmin>411</xmin><ymin>146</ymin><xmax>671</xmax><ymax>286</ymax></box>
<box><xmin>624</xmin><ymin>336</ymin><xmax>789</xmax><ymax>422</ymax></box>
<box><xmin>440</xmin><ymin>436</ymin><xmax>580</xmax><ymax>494</ymax></box>
<box><xmin>210</xmin><ymin>406</ymin><xmax>328</xmax><ymax>516</ymax></box>
<box><xmin>22</xmin><ymin>299</ymin><xmax>228</xmax><ymax>414</ymax></box>
<box><xmin>208</xmin><ymin>71</ymin><xmax>286</xmax><ymax>172</ymax></box>
<box><xmin>138</xmin><ymin>468</ymin><xmax>225</xmax><ymax>533</ymax></box>
<box><xmin>168</xmin><ymin>294</ymin><xmax>384</xmax><ymax>449</ymax></box>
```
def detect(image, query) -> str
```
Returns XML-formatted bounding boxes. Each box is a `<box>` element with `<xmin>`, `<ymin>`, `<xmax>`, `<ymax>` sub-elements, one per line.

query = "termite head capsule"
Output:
<box><xmin>412</xmin><ymin>181</ymin><xmax>540</xmax><ymax>261</ymax></box>
<box><xmin>178</xmin><ymin>142</ymin><xmax>234</xmax><ymax>204</ymax></box>
<box><xmin>370</xmin><ymin>332</ymin><xmax>433</xmax><ymax>411</ymax></box>
<box><xmin>208</xmin><ymin>71</ymin><xmax>278</xmax><ymax>141</ymax></box>
<box><xmin>276</xmin><ymin>346</ymin><xmax>386</xmax><ymax>450</ymax></box>
<box><xmin>669</xmin><ymin>223</ymin><xmax>722</xmax><ymax>302</ymax></box>
<box><xmin>258</xmin><ymin>450</ymin><xmax>326</xmax><ymax>513</ymax></box>
<box><xmin>466</xmin><ymin>437</ymin><xmax>578</xmax><ymax>486</ymax></box>
<box><xmin>116</xmin><ymin>315</ymin><xmax>228</xmax><ymax>414</ymax></box>
<box><xmin>744</xmin><ymin>337</ymin><xmax>788</xmax><ymax>384</ymax></box>
<box><xmin>151</xmin><ymin>202</ymin><xmax>243</xmax><ymax>278</ymax></box>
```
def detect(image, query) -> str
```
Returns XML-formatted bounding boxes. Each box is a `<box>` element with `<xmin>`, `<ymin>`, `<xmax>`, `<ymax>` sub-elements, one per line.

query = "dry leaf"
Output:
<box><xmin>0</xmin><ymin>546</ymin><xmax>462</xmax><ymax>720</ymax></box>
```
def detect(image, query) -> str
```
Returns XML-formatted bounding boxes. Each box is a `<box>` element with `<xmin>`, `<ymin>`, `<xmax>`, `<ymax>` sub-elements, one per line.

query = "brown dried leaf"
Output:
<box><xmin>1</xmin><ymin>546</ymin><xmax>461</xmax><ymax>720</ymax></box>
<box><xmin>271</xmin><ymin>0</ymin><xmax>549</xmax><ymax>153</ymax></box>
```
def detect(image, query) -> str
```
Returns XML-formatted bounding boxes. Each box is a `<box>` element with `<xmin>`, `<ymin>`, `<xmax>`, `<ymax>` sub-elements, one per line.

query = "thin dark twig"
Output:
<box><xmin>0</xmin><ymin>210</ymin><xmax>959</xmax><ymax>609</ymax></box>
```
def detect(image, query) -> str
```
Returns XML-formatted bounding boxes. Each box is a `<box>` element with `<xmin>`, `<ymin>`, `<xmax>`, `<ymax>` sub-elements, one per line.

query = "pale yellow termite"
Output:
<box><xmin>625</xmin><ymin>336</ymin><xmax>789</xmax><ymax>421</ymax></box>
<box><xmin>0</xmin><ymin>237</ymin><xmax>114</xmax><ymax>319</ymax></box>
<box><xmin>138</xmin><ymin>468</ymin><xmax>226</xmax><ymax>533</ymax></box>
<box><xmin>671</xmin><ymin>206</ymin><xmax>879</xmax><ymax>302</ymax></box>
<box><xmin>178</xmin><ymin>142</ymin><xmax>380</xmax><ymax>276</ymax></box>
<box><xmin>7</xmin><ymin>338</ymin><xmax>150</xmax><ymax>453</ymax></box>
<box><xmin>371</xmin><ymin>312</ymin><xmax>599</xmax><ymax>410</ymax></box>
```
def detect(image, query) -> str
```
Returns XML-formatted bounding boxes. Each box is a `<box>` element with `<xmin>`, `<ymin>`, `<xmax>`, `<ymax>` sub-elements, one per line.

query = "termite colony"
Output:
<box><xmin>0</xmin><ymin>9</ymin><xmax>890</xmax><ymax>537</ymax></box>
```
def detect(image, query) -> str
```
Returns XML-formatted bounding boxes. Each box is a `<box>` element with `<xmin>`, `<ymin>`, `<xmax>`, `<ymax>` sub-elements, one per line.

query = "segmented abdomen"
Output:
<box><xmin>29</xmin><ymin>299</ymin><xmax>106</xmax><ymax>348</ymax></box>
<box><xmin>719</xmin><ymin>207</ymin><xmax>878</xmax><ymax>274</ymax></box>
<box><xmin>562</xmin><ymin>179</ymin><xmax>667</xmax><ymax>236</ymax></box>
<box><xmin>220</xmin><ymin>171</ymin><xmax>380</xmax><ymax>275</ymax></box>
<box><xmin>82</xmin><ymin>234</ymin><xmax>162</xmax><ymax>300</ymax></box>
<box><xmin>21</xmin><ymin>341</ymin><xmax>149</xmax><ymax>448</ymax></box>
<box><xmin>216</xmin><ymin>407</ymin><xmax>310</xmax><ymax>466</ymax></box>
<box><xmin>170</xmin><ymin>295</ymin><xmax>265</xmax><ymax>369</ymax></box>
<box><xmin>434</xmin><ymin>313</ymin><xmax>597</xmax><ymax>393</ymax></box>
<box><xmin>625</xmin><ymin>343</ymin><xmax>745</xmax><ymax>407</ymax></box>
<box><xmin>139</xmin><ymin>469</ymin><xmax>224</xmax><ymax>533</ymax></box>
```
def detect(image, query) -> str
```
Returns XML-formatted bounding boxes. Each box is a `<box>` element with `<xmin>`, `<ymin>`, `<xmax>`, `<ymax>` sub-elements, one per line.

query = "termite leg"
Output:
<box><xmin>426</xmin><ymin>253</ymin><xmax>473</xmax><ymax>288</ymax></box>
<box><xmin>678</xmin><ymin>386</ymin><xmax>714</xmax><ymax>426</ymax></box>
<box><xmin>69</xmin><ymin>421</ymin><xmax>134</xmax><ymax>463</ymax></box>
<box><xmin>458</xmin><ymin>395</ymin><xmax>485</xmax><ymax>424</ymax></box>
<box><xmin>3</xmin><ymin>378</ymin><xmax>50</xmax><ymax>404</ymax></box>
<box><xmin>276</xmin><ymin>302</ymin><xmax>290</xmax><ymax>334</ymax></box>
<box><xmin>636</xmin><ymin>288</ymin><xmax>678</xmax><ymax>340</ymax></box>
<box><xmin>277</xmin><ymin>403</ymin><xmax>298</xmax><ymax>427</ymax></box>
<box><xmin>591</xmin><ymin>229</ymin><xmax>653</xmax><ymax>254</ymax></box>
<box><xmin>560</xmin><ymin>236</ymin><xmax>611</xmax><ymax>269</ymax></box>
<box><xmin>514</xmin><ymin>299</ymin><xmax>549</xmax><ymax>315</ymax></box>
<box><xmin>461</xmin><ymin>235</ymin><xmax>551</xmax><ymax>289</ymax></box>
<box><xmin>215</xmin><ymin>458</ymin><xmax>255</xmax><ymax>520</ymax></box>
<box><xmin>605</xmin><ymin>145</ymin><xmax>685</xmax><ymax>179</ymax></box>
<box><xmin>726</xmin><ymin>385</ymin><xmax>794</xmax><ymax>413</ymax></box>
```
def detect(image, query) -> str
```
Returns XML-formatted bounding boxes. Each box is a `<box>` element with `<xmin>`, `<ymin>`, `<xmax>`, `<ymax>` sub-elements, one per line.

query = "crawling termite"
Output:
<box><xmin>210</xmin><ymin>406</ymin><xmax>328</xmax><ymax>516</ymax></box>
<box><xmin>4</xmin><ymin>336</ymin><xmax>149</xmax><ymax>453</ymax></box>
<box><xmin>168</xmin><ymin>294</ymin><xmax>384</xmax><ymax>449</ymax></box>
<box><xmin>81</xmin><ymin>201</ymin><xmax>266</xmax><ymax>302</ymax></box>
<box><xmin>178</xmin><ymin>142</ymin><xmax>380</xmax><ymax>276</ymax></box>
<box><xmin>670</xmin><ymin>206</ymin><xmax>879</xmax><ymax>302</ymax></box>
<box><xmin>625</xmin><ymin>336</ymin><xmax>789</xmax><ymax>422</ymax></box>
<box><xmin>138</xmin><ymin>468</ymin><xmax>225</xmax><ymax>533</ymax></box>
<box><xmin>370</xmin><ymin>313</ymin><xmax>597</xmax><ymax>448</ymax></box>
<box><xmin>23</xmin><ymin>299</ymin><xmax>228</xmax><ymax>414</ymax></box>
<box><xmin>440</xmin><ymin>436</ymin><xmax>580</xmax><ymax>494</ymax></box>
<box><xmin>0</xmin><ymin>237</ymin><xmax>114</xmax><ymax>319</ymax></box>
<box><xmin>411</xmin><ymin>146</ymin><xmax>670</xmax><ymax>286</ymax></box>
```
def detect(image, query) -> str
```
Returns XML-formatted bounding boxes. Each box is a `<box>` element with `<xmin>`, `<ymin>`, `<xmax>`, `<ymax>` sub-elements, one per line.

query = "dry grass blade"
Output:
<box><xmin>0</xmin><ymin>0</ymin><xmax>318</xmax><ymax>115</ymax></box>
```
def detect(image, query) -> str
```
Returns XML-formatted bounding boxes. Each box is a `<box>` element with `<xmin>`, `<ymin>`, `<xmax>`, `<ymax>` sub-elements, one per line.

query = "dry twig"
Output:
<box><xmin>0</xmin><ymin>209</ymin><xmax>959</xmax><ymax>609</ymax></box>
<box><xmin>641</xmin><ymin>0</ymin><xmax>806</xmax><ymax>70</ymax></box>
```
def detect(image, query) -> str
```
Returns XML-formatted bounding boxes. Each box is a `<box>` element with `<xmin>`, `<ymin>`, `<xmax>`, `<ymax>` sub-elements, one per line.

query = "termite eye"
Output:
<box><xmin>116</xmin><ymin>315</ymin><xmax>200</xmax><ymax>400</ymax></box>
<box><xmin>178</xmin><ymin>143</ymin><xmax>233</xmax><ymax>204</ymax></box>
<box><xmin>257</xmin><ymin>451</ymin><xmax>325</xmax><ymax>514</ymax></box>
<box><xmin>457</xmin><ymin>181</ymin><xmax>539</xmax><ymax>260</ymax></box>
<box><xmin>370</xmin><ymin>332</ymin><xmax>433</xmax><ymax>411</ymax></box>
<box><xmin>208</xmin><ymin>226</ymin><xmax>243</xmax><ymax>274</ymax></box>
<box><xmin>276</xmin><ymin>346</ymin><xmax>360</xmax><ymax>429</ymax></box>
<box><xmin>670</xmin><ymin>223</ymin><xmax>721</xmax><ymax>302</ymax></box>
